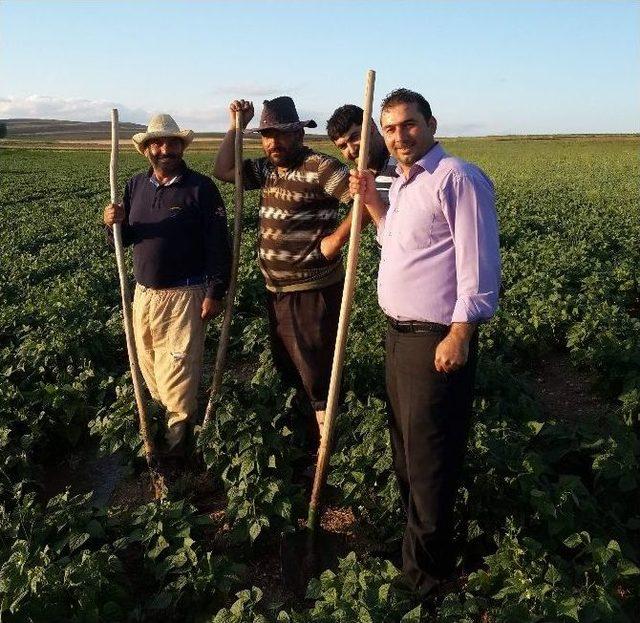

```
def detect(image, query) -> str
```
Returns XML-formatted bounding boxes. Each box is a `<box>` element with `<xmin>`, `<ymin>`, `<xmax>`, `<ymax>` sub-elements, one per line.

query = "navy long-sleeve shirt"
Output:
<box><xmin>106</xmin><ymin>162</ymin><xmax>231</xmax><ymax>299</ymax></box>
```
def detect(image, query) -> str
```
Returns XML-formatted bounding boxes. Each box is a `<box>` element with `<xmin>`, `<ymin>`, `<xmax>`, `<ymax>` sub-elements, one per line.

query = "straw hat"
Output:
<box><xmin>132</xmin><ymin>114</ymin><xmax>194</xmax><ymax>154</ymax></box>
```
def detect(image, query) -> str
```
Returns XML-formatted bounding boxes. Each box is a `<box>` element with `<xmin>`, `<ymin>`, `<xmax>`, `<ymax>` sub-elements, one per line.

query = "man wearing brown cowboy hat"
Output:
<box><xmin>214</xmin><ymin>96</ymin><xmax>356</xmax><ymax>451</ymax></box>
<box><xmin>104</xmin><ymin>113</ymin><xmax>231</xmax><ymax>464</ymax></box>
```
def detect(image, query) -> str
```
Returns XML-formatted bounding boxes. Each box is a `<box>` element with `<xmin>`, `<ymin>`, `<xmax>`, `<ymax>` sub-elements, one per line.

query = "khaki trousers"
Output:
<box><xmin>132</xmin><ymin>284</ymin><xmax>206</xmax><ymax>449</ymax></box>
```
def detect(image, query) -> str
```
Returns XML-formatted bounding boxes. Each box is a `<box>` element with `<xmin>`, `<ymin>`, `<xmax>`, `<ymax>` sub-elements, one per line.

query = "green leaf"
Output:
<box><xmin>148</xmin><ymin>535</ymin><xmax>169</xmax><ymax>560</ymax></box>
<box><xmin>619</xmin><ymin>560</ymin><xmax>640</xmax><ymax>576</ymax></box>
<box><xmin>563</xmin><ymin>533</ymin><xmax>584</xmax><ymax>549</ymax></box>
<box><xmin>378</xmin><ymin>582</ymin><xmax>390</xmax><ymax>603</ymax></box>
<box><xmin>558</xmin><ymin>597</ymin><xmax>579</xmax><ymax>621</ymax></box>
<box><xmin>544</xmin><ymin>564</ymin><xmax>561</xmax><ymax>585</ymax></box>
<box><xmin>526</xmin><ymin>421</ymin><xmax>545</xmax><ymax>435</ymax></box>
<box><xmin>249</xmin><ymin>522</ymin><xmax>262</xmax><ymax>542</ymax></box>
<box><xmin>400</xmin><ymin>605</ymin><xmax>422</xmax><ymax>622</ymax></box>
<box><xmin>68</xmin><ymin>532</ymin><xmax>90</xmax><ymax>552</ymax></box>
<box><xmin>306</xmin><ymin>578</ymin><xmax>322</xmax><ymax>599</ymax></box>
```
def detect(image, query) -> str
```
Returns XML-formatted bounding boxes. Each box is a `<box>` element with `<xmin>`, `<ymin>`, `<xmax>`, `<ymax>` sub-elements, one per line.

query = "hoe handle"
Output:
<box><xmin>202</xmin><ymin>110</ymin><xmax>244</xmax><ymax>430</ymax></box>
<box><xmin>110</xmin><ymin>108</ymin><xmax>155</xmax><ymax>465</ymax></box>
<box><xmin>308</xmin><ymin>70</ymin><xmax>376</xmax><ymax>529</ymax></box>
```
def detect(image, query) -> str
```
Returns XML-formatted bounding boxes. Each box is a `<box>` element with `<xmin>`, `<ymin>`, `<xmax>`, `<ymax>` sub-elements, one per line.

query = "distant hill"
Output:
<box><xmin>0</xmin><ymin>118</ymin><xmax>148</xmax><ymax>140</ymax></box>
<box><xmin>3</xmin><ymin>118</ymin><xmax>633</xmax><ymax>147</ymax></box>
<box><xmin>0</xmin><ymin>118</ymin><xmax>325</xmax><ymax>146</ymax></box>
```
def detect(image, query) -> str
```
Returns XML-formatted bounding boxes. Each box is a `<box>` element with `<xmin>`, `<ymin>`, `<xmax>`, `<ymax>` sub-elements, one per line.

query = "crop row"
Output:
<box><xmin>0</xmin><ymin>142</ymin><xmax>638</xmax><ymax>621</ymax></box>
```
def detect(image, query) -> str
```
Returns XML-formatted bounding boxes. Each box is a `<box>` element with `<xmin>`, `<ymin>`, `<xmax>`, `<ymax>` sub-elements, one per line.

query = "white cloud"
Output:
<box><xmin>0</xmin><ymin>95</ymin><xmax>150</xmax><ymax>125</ymax></box>
<box><xmin>0</xmin><ymin>95</ymin><xmax>232</xmax><ymax>131</ymax></box>
<box><xmin>0</xmin><ymin>95</ymin><xmax>497</xmax><ymax>136</ymax></box>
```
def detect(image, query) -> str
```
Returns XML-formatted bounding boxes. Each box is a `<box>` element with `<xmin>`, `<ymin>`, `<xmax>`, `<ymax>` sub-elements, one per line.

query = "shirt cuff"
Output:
<box><xmin>451</xmin><ymin>293</ymin><xmax>498</xmax><ymax>323</ymax></box>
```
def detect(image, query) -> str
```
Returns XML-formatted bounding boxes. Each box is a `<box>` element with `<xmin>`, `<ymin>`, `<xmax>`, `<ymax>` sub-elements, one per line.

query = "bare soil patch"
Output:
<box><xmin>532</xmin><ymin>351</ymin><xmax>608</xmax><ymax>424</ymax></box>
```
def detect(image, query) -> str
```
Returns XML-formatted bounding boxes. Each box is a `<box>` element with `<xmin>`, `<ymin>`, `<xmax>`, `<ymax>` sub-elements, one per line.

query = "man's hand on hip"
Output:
<box><xmin>201</xmin><ymin>297</ymin><xmax>223</xmax><ymax>322</ymax></box>
<box><xmin>434</xmin><ymin>322</ymin><xmax>476</xmax><ymax>373</ymax></box>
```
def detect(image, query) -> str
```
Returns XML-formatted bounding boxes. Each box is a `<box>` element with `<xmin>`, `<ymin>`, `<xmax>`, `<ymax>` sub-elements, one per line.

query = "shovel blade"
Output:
<box><xmin>280</xmin><ymin>527</ymin><xmax>345</xmax><ymax>596</ymax></box>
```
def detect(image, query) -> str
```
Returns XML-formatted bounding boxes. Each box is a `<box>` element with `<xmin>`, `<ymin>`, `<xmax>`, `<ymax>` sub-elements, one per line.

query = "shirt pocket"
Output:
<box><xmin>396</xmin><ymin>203</ymin><xmax>437</xmax><ymax>251</ymax></box>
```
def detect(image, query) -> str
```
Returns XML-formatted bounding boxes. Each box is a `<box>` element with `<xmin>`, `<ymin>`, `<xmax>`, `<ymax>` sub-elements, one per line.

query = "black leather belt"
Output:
<box><xmin>169</xmin><ymin>275</ymin><xmax>206</xmax><ymax>287</ymax></box>
<box><xmin>386</xmin><ymin>315</ymin><xmax>449</xmax><ymax>334</ymax></box>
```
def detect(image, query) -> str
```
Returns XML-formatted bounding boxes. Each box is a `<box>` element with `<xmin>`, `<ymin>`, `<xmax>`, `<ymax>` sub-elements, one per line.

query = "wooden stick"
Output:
<box><xmin>110</xmin><ymin>108</ymin><xmax>156</xmax><ymax>466</ymax></box>
<box><xmin>308</xmin><ymin>70</ymin><xmax>376</xmax><ymax>529</ymax></box>
<box><xmin>202</xmin><ymin>110</ymin><xmax>244</xmax><ymax>430</ymax></box>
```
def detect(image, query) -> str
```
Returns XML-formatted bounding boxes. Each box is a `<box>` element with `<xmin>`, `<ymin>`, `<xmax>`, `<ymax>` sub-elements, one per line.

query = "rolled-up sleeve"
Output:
<box><xmin>318</xmin><ymin>157</ymin><xmax>352</xmax><ymax>204</ymax></box>
<box><xmin>443</xmin><ymin>171</ymin><xmax>501</xmax><ymax>323</ymax></box>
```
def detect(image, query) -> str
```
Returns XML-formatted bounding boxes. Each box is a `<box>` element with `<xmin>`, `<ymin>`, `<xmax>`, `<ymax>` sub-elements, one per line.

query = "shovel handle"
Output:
<box><xmin>110</xmin><ymin>108</ymin><xmax>155</xmax><ymax>465</ymax></box>
<box><xmin>308</xmin><ymin>70</ymin><xmax>376</xmax><ymax>529</ymax></box>
<box><xmin>202</xmin><ymin>110</ymin><xmax>244</xmax><ymax>430</ymax></box>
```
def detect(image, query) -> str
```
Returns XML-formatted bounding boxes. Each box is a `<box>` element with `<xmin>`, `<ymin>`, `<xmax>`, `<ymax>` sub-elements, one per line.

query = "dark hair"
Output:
<box><xmin>380</xmin><ymin>88</ymin><xmax>432</xmax><ymax>123</ymax></box>
<box><xmin>326</xmin><ymin>104</ymin><xmax>364</xmax><ymax>141</ymax></box>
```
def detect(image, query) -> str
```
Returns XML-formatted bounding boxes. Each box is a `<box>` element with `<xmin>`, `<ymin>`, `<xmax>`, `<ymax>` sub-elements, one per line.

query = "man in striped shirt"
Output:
<box><xmin>327</xmin><ymin>104</ymin><xmax>398</xmax><ymax>205</ymax></box>
<box><xmin>214</xmin><ymin>96</ymin><xmax>357</xmax><ymax>449</ymax></box>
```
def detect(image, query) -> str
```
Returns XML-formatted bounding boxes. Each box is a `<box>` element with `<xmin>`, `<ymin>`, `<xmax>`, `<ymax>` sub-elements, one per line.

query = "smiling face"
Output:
<box><xmin>380</xmin><ymin>102</ymin><xmax>437</xmax><ymax>173</ymax></box>
<box><xmin>260</xmin><ymin>128</ymin><xmax>304</xmax><ymax>168</ymax></box>
<box><xmin>332</xmin><ymin>122</ymin><xmax>387</xmax><ymax>171</ymax></box>
<box><xmin>333</xmin><ymin>122</ymin><xmax>362</xmax><ymax>162</ymax></box>
<box><xmin>145</xmin><ymin>136</ymin><xmax>184</xmax><ymax>176</ymax></box>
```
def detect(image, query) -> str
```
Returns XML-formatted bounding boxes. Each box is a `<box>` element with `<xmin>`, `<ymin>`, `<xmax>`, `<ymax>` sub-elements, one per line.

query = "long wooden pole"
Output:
<box><xmin>202</xmin><ymin>110</ymin><xmax>244</xmax><ymax>430</ymax></box>
<box><xmin>307</xmin><ymin>70</ymin><xmax>376</xmax><ymax>529</ymax></box>
<box><xmin>110</xmin><ymin>108</ymin><xmax>156</xmax><ymax>466</ymax></box>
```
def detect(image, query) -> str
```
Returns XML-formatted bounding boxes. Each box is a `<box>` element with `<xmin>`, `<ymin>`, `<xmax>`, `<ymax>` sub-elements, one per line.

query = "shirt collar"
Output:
<box><xmin>394</xmin><ymin>141</ymin><xmax>444</xmax><ymax>180</ymax></box>
<box><xmin>148</xmin><ymin>161</ymin><xmax>188</xmax><ymax>187</ymax></box>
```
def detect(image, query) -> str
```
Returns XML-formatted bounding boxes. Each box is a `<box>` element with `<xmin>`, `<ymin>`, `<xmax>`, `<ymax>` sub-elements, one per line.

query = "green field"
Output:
<box><xmin>1</xmin><ymin>137</ymin><xmax>639</xmax><ymax>622</ymax></box>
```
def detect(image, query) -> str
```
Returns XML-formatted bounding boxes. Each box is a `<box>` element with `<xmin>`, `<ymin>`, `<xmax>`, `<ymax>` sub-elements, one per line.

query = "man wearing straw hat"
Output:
<box><xmin>214</xmin><ymin>96</ymin><xmax>355</xmax><ymax>450</ymax></box>
<box><xmin>351</xmin><ymin>89</ymin><xmax>501</xmax><ymax>599</ymax></box>
<box><xmin>104</xmin><ymin>113</ymin><xmax>231</xmax><ymax>462</ymax></box>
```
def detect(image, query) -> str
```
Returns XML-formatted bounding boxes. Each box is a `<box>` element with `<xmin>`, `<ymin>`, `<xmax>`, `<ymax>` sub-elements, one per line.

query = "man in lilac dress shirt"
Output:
<box><xmin>350</xmin><ymin>88</ymin><xmax>501</xmax><ymax>598</ymax></box>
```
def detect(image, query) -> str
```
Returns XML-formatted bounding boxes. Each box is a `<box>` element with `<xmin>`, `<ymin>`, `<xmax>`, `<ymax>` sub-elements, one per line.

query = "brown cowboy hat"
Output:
<box><xmin>249</xmin><ymin>96</ymin><xmax>317</xmax><ymax>133</ymax></box>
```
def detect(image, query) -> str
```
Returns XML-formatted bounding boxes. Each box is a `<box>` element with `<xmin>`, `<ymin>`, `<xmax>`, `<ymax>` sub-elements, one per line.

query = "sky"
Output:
<box><xmin>1</xmin><ymin>0</ymin><xmax>638</xmax><ymax>136</ymax></box>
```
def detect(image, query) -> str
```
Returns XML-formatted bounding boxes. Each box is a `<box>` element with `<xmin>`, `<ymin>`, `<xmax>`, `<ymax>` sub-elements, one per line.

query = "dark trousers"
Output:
<box><xmin>266</xmin><ymin>281</ymin><xmax>343</xmax><ymax>412</ymax></box>
<box><xmin>385</xmin><ymin>325</ymin><xmax>478</xmax><ymax>593</ymax></box>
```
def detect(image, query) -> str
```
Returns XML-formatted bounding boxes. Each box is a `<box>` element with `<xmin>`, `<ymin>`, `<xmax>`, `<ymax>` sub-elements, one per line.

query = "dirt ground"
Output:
<box><xmin>532</xmin><ymin>350</ymin><xmax>607</xmax><ymax>424</ymax></box>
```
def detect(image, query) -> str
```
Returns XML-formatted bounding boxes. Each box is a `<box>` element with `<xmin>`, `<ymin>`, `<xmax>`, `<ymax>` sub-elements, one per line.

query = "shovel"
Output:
<box><xmin>201</xmin><ymin>110</ymin><xmax>244</xmax><ymax>432</ymax></box>
<box><xmin>280</xmin><ymin>69</ymin><xmax>376</xmax><ymax>595</ymax></box>
<box><xmin>109</xmin><ymin>109</ymin><xmax>159</xmax><ymax>494</ymax></box>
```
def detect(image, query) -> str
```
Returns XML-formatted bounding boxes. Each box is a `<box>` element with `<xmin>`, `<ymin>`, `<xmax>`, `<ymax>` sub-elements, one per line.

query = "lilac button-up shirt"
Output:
<box><xmin>377</xmin><ymin>142</ymin><xmax>500</xmax><ymax>325</ymax></box>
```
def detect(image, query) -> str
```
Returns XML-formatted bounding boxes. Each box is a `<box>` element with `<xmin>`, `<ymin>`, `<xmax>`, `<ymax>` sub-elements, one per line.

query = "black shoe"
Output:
<box><xmin>390</xmin><ymin>573</ymin><xmax>441</xmax><ymax>605</ymax></box>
